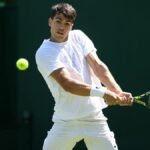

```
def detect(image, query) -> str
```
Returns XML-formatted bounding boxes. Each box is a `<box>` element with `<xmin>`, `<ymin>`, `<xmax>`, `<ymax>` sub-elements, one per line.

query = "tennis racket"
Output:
<box><xmin>133</xmin><ymin>91</ymin><xmax>150</xmax><ymax>109</ymax></box>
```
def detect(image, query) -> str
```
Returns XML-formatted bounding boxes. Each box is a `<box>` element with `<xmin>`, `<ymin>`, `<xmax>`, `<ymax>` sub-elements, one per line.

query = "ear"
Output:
<box><xmin>71</xmin><ymin>23</ymin><xmax>74</xmax><ymax>28</ymax></box>
<box><xmin>70</xmin><ymin>23</ymin><xmax>74</xmax><ymax>30</ymax></box>
<box><xmin>48</xmin><ymin>17</ymin><xmax>52</xmax><ymax>27</ymax></box>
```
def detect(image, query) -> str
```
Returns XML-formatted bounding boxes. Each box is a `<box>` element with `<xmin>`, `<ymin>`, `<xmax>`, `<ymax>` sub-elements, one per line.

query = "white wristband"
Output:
<box><xmin>90</xmin><ymin>87</ymin><xmax>107</xmax><ymax>97</ymax></box>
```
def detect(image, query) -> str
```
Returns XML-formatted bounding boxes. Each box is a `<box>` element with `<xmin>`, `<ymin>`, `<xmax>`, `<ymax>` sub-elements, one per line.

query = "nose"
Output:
<box><xmin>59</xmin><ymin>23</ymin><xmax>65</xmax><ymax>30</ymax></box>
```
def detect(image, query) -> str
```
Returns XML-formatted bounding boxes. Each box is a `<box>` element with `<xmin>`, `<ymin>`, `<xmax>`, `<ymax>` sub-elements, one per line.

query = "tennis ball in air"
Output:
<box><xmin>16</xmin><ymin>58</ymin><xmax>29</xmax><ymax>71</ymax></box>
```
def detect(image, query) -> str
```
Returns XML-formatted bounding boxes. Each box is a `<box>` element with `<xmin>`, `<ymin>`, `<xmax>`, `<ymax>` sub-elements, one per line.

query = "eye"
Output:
<box><xmin>65</xmin><ymin>22</ymin><xmax>72</xmax><ymax>26</ymax></box>
<box><xmin>55</xmin><ymin>18</ymin><xmax>62</xmax><ymax>24</ymax></box>
<box><xmin>56</xmin><ymin>20</ymin><xmax>61</xmax><ymax>23</ymax></box>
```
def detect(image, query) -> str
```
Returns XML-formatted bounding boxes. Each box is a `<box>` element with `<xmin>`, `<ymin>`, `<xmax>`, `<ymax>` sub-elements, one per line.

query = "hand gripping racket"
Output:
<box><xmin>133</xmin><ymin>91</ymin><xmax>150</xmax><ymax>109</ymax></box>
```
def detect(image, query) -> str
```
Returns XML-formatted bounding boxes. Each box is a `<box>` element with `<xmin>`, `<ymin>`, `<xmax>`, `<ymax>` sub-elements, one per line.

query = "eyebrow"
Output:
<box><xmin>55</xmin><ymin>16</ymin><xmax>73</xmax><ymax>23</ymax></box>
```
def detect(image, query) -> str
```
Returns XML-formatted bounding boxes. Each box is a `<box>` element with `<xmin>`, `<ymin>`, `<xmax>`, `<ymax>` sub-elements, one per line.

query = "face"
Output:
<box><xmin>48</xmin><ymin>13</ymin><xmax>73</xmax><ymax>43</ymax></box>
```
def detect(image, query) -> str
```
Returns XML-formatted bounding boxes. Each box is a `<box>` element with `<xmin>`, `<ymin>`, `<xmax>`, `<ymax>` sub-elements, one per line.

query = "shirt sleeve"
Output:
<box><xmin>76</xmin><ymin>30</ymin><xmax>97</xmax><ymax>57</ymax></box>
<box><xmin>35</xmin><ymin>48</ymin><xmax>65</xmax><ymax>77</ymax></box>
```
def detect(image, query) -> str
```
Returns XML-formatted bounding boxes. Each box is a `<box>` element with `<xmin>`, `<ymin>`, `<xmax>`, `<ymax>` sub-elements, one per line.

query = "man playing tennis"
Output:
<box><xmin>35</xmin><ymin>3</ymin><xmax>133</xmax><ymax>150</ymax></box>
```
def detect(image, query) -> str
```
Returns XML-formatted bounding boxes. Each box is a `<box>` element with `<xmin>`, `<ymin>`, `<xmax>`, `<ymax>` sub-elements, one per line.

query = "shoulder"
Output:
<box><xmin>35</xmin><ymin>39</ymin><xmax>60</xmax><ymax>63</ymax></box>
<box><xmin>69</xmin><ymin>29</ymin><xmax>88</xmax><ymax>42</ymax></box>
<box><xmin>70</xmin><ymin>29</ymin><xmax>86</xmax><ymax>37</ymax></box>
<box><xmin>36</xmin><ymin>39</ymin><xmax>60</xmax><ymax>55</ymax></box>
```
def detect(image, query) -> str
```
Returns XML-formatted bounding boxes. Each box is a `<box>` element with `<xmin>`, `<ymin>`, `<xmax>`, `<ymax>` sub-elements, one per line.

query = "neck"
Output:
<box><xmin>50</xmin><ymin>34</ymin><xmax>69</xmax><ymax>43</ymax></box>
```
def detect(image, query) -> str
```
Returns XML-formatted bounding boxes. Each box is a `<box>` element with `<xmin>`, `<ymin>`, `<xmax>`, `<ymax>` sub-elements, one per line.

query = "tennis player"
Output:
<box><xmin>35</xmin><ymin>3</ymin><xmax>133</xmax><ymax>150</ymax></box>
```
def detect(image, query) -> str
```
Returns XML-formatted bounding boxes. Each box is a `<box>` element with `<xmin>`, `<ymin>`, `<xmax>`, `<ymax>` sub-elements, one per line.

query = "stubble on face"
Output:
<box><xmin>49</xmin><ymin>13</ymin><xmax>73</xmax><ymax>42</ymax></box>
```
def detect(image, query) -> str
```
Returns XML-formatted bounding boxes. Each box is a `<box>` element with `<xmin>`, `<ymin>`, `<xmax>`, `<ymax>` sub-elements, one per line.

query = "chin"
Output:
<box><xmin>52</xmin><ymin>34</ymin><xmax>68</xmax><ymax>42</ymax></box>
<box><xmin>58</xmin><ymin>37</ymin><xmax>68</xmax><ymax>42</ymax></box>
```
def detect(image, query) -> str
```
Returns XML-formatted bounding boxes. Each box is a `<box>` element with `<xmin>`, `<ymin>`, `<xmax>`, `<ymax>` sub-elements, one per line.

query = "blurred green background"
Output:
<box><xmin>0</xmin><ymin>0</ymin><xmax>150</xmax><ymax>149</ymax></box>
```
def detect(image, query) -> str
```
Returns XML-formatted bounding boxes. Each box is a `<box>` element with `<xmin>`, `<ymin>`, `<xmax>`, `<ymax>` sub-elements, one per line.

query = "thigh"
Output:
<box><xmin>42</xmin><ymin>123</ymin><xmax>81</xmax><ymax>150</ymax></box>
<box><xmin>84</xmin><ymin>131</ymin><xmax>118</xmax><ymax>150</ymax></box>
<box><xmin>43</xmin><ymin>134</ymin><xmax>78</xmax><ymax>150</ymax></box>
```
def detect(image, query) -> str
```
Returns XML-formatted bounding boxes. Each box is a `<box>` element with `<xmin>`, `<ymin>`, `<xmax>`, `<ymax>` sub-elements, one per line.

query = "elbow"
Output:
<box><xmin>61</xmin><ymin>79</ymin><xmax>73</xmax><ymax>93</ymax></box>
<box><xmin>63</xmin><ymin>84</ymin><xmax>71</xmax><ymax>92</ymax></box>
<box><xmin>63</xmin><ymin>84</ymin><xmax>76</xmax><ymax>95</ymax></box>
<box><xmin>61</xmin><ymin>80</ymin><xmax>79</xmax><ymax>95</ymax></box>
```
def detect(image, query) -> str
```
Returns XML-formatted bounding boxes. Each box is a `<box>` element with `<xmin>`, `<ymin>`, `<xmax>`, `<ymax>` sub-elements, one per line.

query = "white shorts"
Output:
<box><xmin>43</xmin><ymin>121</ymin><xmax>118</xmax><ymax>150</ymax></box>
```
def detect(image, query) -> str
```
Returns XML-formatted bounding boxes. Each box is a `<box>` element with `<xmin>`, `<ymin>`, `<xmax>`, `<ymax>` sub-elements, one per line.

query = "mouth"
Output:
<box><xmin>57</xmin><ymin>31</ymin><xmax>64</xmax><ymax>35</ymax></box>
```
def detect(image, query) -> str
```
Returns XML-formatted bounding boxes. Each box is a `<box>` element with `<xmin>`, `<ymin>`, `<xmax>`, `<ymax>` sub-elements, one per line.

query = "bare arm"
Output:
<box><xmin>86</xmin><ymin>52</ymin><xmax>122</xmax><ymax>94</ymax></box>
<box><xmin>86</xmin><ymin>52</ymin><xmax>133</xmax><ymax>105</ymax></box>
<box><xmin>50</xmin><ymin>66</ymin><xmax>132</xmax><ymax>105</ymax></box>
<box><xmin>50</xmin><ymin>50</ymin><xmax>133</xmax><ymax>106</ymax></box>
<box><xmin>50</xmin><ymin>67</ymin><xmax>92</xmax><ymax>96</ymax></box>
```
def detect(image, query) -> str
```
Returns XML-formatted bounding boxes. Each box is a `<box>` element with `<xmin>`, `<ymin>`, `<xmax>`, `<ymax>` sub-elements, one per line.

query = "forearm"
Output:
<box><xmin>61</xmin><ymin>77</ymin><xmax>105</xmax><ymax>97</ymax></box>
<box><xmin>51</xmin><ymin>68</ymin><xmax>91</xmax><ymax>96</ymax></box>
<box><xmin>99</xmin><ymin>67</ymin><xmax>122</xmax><ymax>94</ymax></box>
<box><xmin>62</xmin><ymin>78</ymin><xmax>91</xmax><ymax>96</ymax></box>
<box><xmin>94</xmin><ymin>63</ymin><xmax>122</xmax><ymax>94</ymax></box>
<box><xmin>63</xmin><ymin>78</ymin><xmax>130</xmax><ymax>106</ymax></box>
<box><xmin>50</xmin><ymin>67</ymin><xmax>132</xmax><ymax>105</ymax></box>
<box><xmin>50</xmin><ymin>67</ymin><xmax>106</xmax><ymax>97</ymax></box>
<box><xmin>86</xmin><ymin>52</ymin><xmax>122</xmax><ymax>94</ymax></box>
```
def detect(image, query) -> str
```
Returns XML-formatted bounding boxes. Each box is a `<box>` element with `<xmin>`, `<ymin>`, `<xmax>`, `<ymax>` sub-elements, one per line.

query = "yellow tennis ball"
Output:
<box><xmin>16</xmin><ymin>58</ymin><xmax>29</xmax><ymax>71</ymax></box>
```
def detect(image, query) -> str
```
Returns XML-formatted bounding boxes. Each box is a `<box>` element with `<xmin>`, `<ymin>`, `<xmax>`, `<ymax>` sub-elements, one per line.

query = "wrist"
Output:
<box><xmin>90</xmin><ymin>87</ymin><xmax>107</xmax><ymax>97</ymax></box>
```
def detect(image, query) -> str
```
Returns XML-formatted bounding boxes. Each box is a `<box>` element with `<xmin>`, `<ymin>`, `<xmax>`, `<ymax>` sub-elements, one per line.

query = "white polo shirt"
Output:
<box><xmin>35</xmin><ymin>30</ymin><xmax>107</xmax><ymax>122</ymax></box>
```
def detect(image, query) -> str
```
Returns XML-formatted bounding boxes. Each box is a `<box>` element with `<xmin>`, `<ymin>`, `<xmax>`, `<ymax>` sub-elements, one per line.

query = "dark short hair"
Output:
<box><xmin>50</xmin><ymin>3</ymin><xmax>77</xmax><ymax>23</ymax></box>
